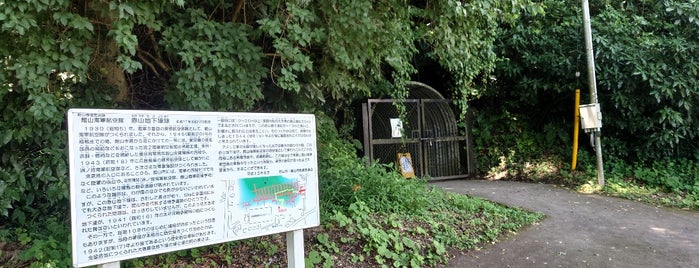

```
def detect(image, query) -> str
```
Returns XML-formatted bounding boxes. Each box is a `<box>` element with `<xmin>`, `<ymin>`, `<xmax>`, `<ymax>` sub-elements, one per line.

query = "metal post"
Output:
<box><xmin>98</xmin><ymin>262</ymin><xmax>120</xmax><ymax>268</ymax></box>
<box><xmin>286</xmin><ymin>229</ymin><xmax>305</xmax><ymax>268</ymax></box>
<box><xmin>582</xmin><ymin>0</ymin><xmax>605</xmax><ymax>186</ymax></box>
<box><xmin>572</xmin><ymin>89</ymin><xmax>580</xmax><ymax>170</ymax></box>
<box><xmin>362</xmin><ymin>103</ymin><xmax>371</xmax><ymax>165</ymax></box>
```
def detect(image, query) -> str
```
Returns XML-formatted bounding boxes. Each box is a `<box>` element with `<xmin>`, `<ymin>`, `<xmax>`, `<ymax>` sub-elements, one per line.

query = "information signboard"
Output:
<box><xmin>67</xmin><ymin>109</ymin><xmax>319</xmax><ymax>267</ymax></box>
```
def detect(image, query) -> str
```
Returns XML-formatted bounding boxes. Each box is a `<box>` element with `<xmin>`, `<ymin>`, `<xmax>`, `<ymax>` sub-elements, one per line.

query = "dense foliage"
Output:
<box><xmin>3</xmin><ymin>0</ymin><xmax>698</xmax><ymax>265</ymax></box>
<box><xmin>0</xmin><ymin>0</ymin><xmax>543</xmax><ymax>266</ymax></box>
<box><xmin>471</xmin><ymin>0</ymin><xmax>699</xmax><ymax>214</ymax></box>
<box><xmin>0</xmin><ymin>0</ymin><xmax>540</xmax><ymax>226</ymax></box>
<box><xmin>481</xmin><ymin>0</ymin><xmax>699</xmax><ymax>162</ymax></box>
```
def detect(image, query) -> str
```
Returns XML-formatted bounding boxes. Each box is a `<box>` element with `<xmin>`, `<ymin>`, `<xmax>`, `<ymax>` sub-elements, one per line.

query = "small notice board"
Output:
<box><xmin>397</xmin><ymin>153</ymin><xmax>415</xmax><ymax>178</ymax></box>
<box><xmin>67</xmin><ymin>109</ymin><xmax>319</xmax><ymax>267</ymax></box>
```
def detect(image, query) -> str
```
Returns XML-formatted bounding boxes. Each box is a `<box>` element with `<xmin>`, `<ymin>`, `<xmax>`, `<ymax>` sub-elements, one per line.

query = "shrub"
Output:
<box><xmin>316</xmin><ymin>113</ymin><xmax>431</xmax><ymax>215</ymax></box>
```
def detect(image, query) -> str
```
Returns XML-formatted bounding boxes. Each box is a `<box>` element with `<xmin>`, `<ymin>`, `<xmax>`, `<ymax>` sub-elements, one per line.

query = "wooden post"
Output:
<box><xmin>286</xmin><ymin>229</ymin><xmax>305</xmax><ymax>268</ymax></box>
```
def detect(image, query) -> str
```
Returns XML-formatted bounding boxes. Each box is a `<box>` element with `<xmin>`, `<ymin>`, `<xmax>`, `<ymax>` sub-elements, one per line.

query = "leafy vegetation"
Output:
<box><xmin>304</xmin><ymin>113</ymin><xmax>544</xmax><ymax>267</ymax></box>
<box><xmin>1</xmin><ymin>1</ymin><xmax>544</xmax><ymax>265</ymax></box>
<box><xmin>487</xmin><ymin>0</ymin><xmax>699</xmax><ymax>161</ymax></box>
<box><xmin>595</xmin><ymin>158</ymin><xmax>699</xmax><ymax>210</ymax></box>
<box><xmin>122</xmin><ymin>130</ymin><xmax>543</xmax><ymax>267</ymax></box>
<box><xmin>2</xmin><ymin>0</ymin><xmax>699</xmax><ymax>266</ymax></box>
<box><xmin>0</xmin><ymin>114</ymin><xmax>543</xmax><ymax>268</ymax></box>
<box><xmin>0</xmin><ymin>0</ymin><xmax>541</xmax><ymax>225</ymax></box>
<box><xmin>471</xmin><ymin>0</ymin><xmax>699</xmax><ymax>213</ymax></box>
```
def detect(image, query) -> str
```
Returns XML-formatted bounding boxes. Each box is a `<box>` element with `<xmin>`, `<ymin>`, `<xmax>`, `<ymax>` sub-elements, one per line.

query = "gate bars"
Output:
<box><xmin>362</xmin><ymin>99</ymin><xmax>476</xmax><ymax>180</ymax></box>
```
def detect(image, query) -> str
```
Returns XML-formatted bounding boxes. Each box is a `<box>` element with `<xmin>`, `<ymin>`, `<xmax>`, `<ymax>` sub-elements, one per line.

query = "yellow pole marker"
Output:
<box><xmin>572</xmin><ymin>89</ymin><xmax>580</xmax><ymax>170</ymax></box>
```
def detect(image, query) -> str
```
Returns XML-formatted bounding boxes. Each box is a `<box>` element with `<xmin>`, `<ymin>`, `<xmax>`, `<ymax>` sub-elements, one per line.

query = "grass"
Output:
<box><xmin>11</xmin><ymin>149</ymin><xmax>697</xmax><ymax>268</ymax></box>
<box><xmin>121</xmin><ymin>186</ymin><xmax>544</xmax><ymax>268</ymax></box>
<box><xmin>597</xmin><ymin>179</ymin><xmax>699</xmax><ymax>211</ymax></box>
<box><xmin>11</xmin><ymin>114</ymin><xmax>697</xmax><ymax>267</ymax></box>
<box><xmin>0</xmin><ymin>176</ymin><xmax>544</xmax><ymax>268</ymax></box>
<box><xmin>1</xmin><ymin>114</ymin><xmax>547</xmax><ymax>268</ymax></box>
<box><xmin>480</xmin><ymin>148</ymin><xmax>699</xmax><ymax>212</ymax></box>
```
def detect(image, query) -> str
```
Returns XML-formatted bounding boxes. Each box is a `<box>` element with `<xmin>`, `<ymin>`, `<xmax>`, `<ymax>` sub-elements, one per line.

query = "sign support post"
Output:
<box><xmin>98</xmin><ymin>262</ymin><xmax>119</xmax><ymax>268</ymax></box>
<box><xmin>286</xmin><ymin>230</ymin><xmax>305</xmax><ymax>268</ymax></box>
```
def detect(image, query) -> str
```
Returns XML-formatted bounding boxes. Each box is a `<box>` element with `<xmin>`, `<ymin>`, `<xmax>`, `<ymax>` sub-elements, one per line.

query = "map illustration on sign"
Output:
<box><xmin>240</xmin><ymin>176</ymin><xmax>304</xmax><ymax>208</ymax></box>
<box><xmin>222</xmin><ymin>175</ymin><xmax>313</xmax><ymax>238</ymax></box>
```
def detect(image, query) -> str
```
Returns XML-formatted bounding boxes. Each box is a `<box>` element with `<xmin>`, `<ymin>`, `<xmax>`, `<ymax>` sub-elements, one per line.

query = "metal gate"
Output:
<box><xmin>361</xmin><ymin>98</ymin><xmax>476</xmax><ymax>180</ymax></box>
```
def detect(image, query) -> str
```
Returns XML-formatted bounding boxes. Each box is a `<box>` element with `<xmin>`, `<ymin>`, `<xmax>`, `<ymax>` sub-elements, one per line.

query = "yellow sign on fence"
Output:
<box><xmin>397</xmin><ymin>153</ymin><xmax>415</xmax><ymax>178</ymax></box>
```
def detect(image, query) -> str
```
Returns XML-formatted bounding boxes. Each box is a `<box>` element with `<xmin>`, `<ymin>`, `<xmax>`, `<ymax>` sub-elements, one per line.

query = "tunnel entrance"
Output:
<box><xmin>361</xmin><ymin>82</ymin><xmax>476</xmax><ymax>180</ymax></box>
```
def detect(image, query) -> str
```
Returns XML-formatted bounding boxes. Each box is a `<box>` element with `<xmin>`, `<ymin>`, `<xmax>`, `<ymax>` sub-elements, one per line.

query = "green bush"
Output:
<box><xmin>604</xmin><ymin>157</ymin><xmax>699</xmax><ymax>194</ymax></box>
<box><xmin>4</xmin><ymin>217</ymin><xmax>72</xmax><ymax>268</ymax></box>
<box><xmin>313</xmin><ymin>187</ymin><xmax>544</xmax><ymax>267</ymax></box>
<box><xmin>602</xmin><ymin>157</ymin><xmax>699</xmax><ymax>210</ymax></box>
<box><xmin>316</xmin><ymin>113</ymin><xmax>431</xmax><ymax>215</ymax></box>
<box><xmin>470</xmin><ymin>106</ymin><xmax>577</xmax><ymax>181</ymax></box>
<box><xmin>491</xmin><ymin>0</ymin><xmax>699</xmax><ymax>160</ymax></box>
<box><xmin>630</xmin><ymin>159</ymin><xmax>699</xmax><ymax>193</ymax></box>
<box><xmin>1</xmin><ymin>0</ymin><xmax>542</xmax><ymax>230</ymax></box>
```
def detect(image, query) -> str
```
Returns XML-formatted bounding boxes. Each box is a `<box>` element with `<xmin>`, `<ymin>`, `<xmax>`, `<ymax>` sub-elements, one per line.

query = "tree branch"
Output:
<box><xmin>137</xmin><ymin>50</ymin><xmax>161</xmax><ymax>77</ymax></box>
<box><xmin>138</xmin><ymin>48</ymin><xmax>170</xmax><ymax>73</ymax></box>
<box><xmin>232</xmin><ymin>0</ymin><xmax>245</xmax><ymax>23</ymax></box>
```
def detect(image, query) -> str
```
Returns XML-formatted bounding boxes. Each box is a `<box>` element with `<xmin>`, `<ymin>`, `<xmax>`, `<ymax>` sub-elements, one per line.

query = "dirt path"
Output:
<box><xmin>432</xmin><ymin>180</ymin><xmax>699</xmax><ymax>268</ymax></box>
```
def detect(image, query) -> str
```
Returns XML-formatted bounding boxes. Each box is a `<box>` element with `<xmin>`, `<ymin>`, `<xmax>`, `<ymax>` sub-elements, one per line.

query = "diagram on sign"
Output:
<box><xmin>223</xmin><ymin>175</ymin><xmax>312</xmax><ymax>238</ymax></box>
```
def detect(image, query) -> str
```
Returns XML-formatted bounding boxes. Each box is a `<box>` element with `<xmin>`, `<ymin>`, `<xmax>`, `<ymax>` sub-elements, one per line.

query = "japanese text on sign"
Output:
<box><xmin>68</xmin><ymin>109</ymin><xmax>319</xmax><ymax>267</ymax></box>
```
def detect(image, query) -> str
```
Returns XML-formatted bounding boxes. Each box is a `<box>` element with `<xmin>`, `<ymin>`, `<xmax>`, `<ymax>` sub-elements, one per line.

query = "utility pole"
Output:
<box><xmin>582</xmin><ymin>0</ymin><xmax>605</xmax><ymax>187</ymax></box>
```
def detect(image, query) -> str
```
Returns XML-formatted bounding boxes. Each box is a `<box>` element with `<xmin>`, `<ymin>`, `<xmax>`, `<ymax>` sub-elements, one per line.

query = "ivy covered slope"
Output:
<box><xmin>0</xmin><ymin>0</ymin><xmax>544</xmax><ymax>267</ymax></box>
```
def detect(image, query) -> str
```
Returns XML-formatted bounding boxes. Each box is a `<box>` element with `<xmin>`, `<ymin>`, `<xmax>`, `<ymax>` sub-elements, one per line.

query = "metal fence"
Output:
<box><xmin>362</xmin><ymin>98</ymin><xmax>475</xmax><ymax>180</ymax></box>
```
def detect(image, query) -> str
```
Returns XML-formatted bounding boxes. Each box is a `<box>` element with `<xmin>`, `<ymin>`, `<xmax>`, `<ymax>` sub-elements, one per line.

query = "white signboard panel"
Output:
<box><xmin>67</xmin><ymin>109</ymin><xmax>319</xmax><ymax>267</ymax></box>
<box><xmin>390</xmin><ymin>118</ymin><xmax>403</xmax><ymax>138</ymax></box>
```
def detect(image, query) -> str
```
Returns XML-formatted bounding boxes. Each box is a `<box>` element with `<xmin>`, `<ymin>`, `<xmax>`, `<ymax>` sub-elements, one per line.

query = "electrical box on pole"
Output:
<box><xmin>579</xmin><ymin>103</ymin><xmax>602</xmax><ymax>132</ymax></box>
